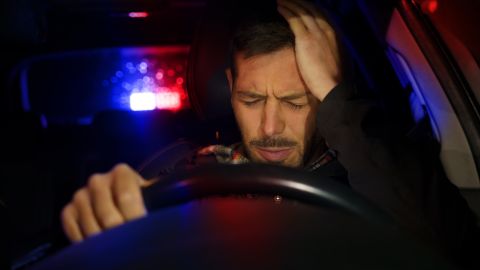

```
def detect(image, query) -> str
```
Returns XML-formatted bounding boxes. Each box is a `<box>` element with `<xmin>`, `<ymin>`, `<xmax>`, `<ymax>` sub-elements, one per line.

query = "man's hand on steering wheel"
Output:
<box><xmin>60</xmin><ymin>0</ymin><xmax>343</xmax><ymax>244</ymax></box>
<box><xmin>61</xmin><ymin>164</ymin><xmax>150</xmax><ymax>242</ymax></box>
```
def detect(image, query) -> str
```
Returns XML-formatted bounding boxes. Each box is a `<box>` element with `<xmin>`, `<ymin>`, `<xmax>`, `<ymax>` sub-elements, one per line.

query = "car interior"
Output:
<box><xmin>2</xmin><ymin>0</ymin><xmax>479</xmax><ymax>268</ymax></box>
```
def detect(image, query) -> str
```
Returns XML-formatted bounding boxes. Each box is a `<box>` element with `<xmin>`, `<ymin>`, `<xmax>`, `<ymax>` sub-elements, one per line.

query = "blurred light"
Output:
<box><xmin>428</xmin><ymin>0</ymin><xmax>438</xmax><ymax>13</ymax></box>
<box><xmin>156</xmin><ymin>92</ymin><xmax>181</xmax><ymax>110</ymax></box>
<box><xmin>139</xmin><ymin>62</ymin><xmax>148</xmax><ymax>74</ymax></box>
<box><xmin>155</xmin><ymin>71</ymin><xmax>164</xmax><ymax>80</ymax></box>
<box><xmin>130</xmin><ymin>92</ymin><xmax>156</xmax><ymax>111</ymax></box>
<box><xmin>107</xmin><ymin>46</ymin><xmax>190</xmax><ymax>112</ymax></box>
<box><xmin>127</xmin><ymin>62</ymin><xmax>136</xmax><ymax>74</ymax></box>
<box><xmin>420</xmin><ymin>0</ymin><xmax>438</xmax><ymax>14</ymax></box>
<box><xmin>143</xmin><ymin>76</ymin><xmax>152</xmax><ymax>83</ymax></box>
<box><xmin>40</xmin><ymin>115</ymin><xmax>48</xmax><ymax>129</ymax></box>
<box><xmin>157</xmin><ymin>86</ymin><xmax>171</xmax><ymax>92</ymax></box>
<box><xmin>120</xmin><ymin>94</ymin><xmax>129</xmax><ymax>103</ymax></box>
<box><xmin>128</xmin><ymin>12</ymin><xmax>149</xmax><ymax>18</ymax></box>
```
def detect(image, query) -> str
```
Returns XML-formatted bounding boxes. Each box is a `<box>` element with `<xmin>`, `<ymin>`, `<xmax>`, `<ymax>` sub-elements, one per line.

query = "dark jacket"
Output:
<box><xmin>315</xmin><ymin>82</ymin><xmax>479</xmax><ymax>269</ymax></box>
<box><xmin>141</xmin><ymin>82</ymin><xmax>479</xmax><ymax>269</ymax></box>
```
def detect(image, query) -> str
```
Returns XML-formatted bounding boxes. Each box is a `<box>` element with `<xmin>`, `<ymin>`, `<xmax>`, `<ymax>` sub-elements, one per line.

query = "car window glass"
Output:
<box><xmin>22</xmin><ymin>46</ymin><xmax>190</xmax><ymax>125</ymax></box>
<box><xmin>416</xmin><ymin>0</ymin><xmax>480</xmax><ymax>102</ymax></box>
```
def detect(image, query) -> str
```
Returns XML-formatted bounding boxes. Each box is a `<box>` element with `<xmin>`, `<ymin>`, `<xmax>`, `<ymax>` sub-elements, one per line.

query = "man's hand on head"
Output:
<box><xmin>277</xmin><ymin>0</ymin><xmax>341</xmax><ymax>102</ymax></box>
<box><xmin>61</xmin><ymin>164</ymin><xmax>151</xmax><ymax>243</ymax></box>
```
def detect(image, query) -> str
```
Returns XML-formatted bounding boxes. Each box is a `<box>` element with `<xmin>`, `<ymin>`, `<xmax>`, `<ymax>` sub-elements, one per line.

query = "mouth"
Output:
<box><xmin>255</xmin><ymin>147</ymin><xmax>294</xmax><ymax>162</ymax></box>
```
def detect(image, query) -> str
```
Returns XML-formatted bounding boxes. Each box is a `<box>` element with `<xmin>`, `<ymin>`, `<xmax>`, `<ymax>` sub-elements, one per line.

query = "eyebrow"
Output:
<box><xmin>236</xmin><ymin>91</ymin><xmax>309</xmax><ymax>101</ymax></box>
<box><xmin>278</xmin><ymin>93</ymin><xmax>309</xmax><ymax>101</ymax></box>
<box><xmin>236</xmin><ymin>91</ymin><xmax>266</xmax><ymax>99</ymax></box>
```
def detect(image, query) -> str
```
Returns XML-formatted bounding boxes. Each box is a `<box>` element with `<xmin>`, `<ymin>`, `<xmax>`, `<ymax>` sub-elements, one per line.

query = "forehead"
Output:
<box><xmin>234</xmin><ymin>48</ymin><xmax>308</xmax><ymax>95</ymax></box>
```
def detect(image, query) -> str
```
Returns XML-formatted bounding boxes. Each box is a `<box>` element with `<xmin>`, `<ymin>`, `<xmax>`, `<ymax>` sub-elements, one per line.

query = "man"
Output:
<box><xmin>61</xmin><ymin>0</ymin><xmax>478</xmax><ymax>267</ymax></box>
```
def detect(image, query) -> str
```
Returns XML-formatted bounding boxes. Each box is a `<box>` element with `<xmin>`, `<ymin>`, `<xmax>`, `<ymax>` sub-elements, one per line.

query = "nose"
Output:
<box><xmin>261</xmin><ymin>99</ymin><xmax>285</xmax><ymax>137</ymax></box>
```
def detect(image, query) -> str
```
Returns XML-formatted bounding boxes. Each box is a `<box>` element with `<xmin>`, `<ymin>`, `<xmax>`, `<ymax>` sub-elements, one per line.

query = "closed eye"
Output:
<box><xmin>242</xmin><ymin>99</ymin><xmax>263</xmax><ymax>107</ymax></box>
<box><xmin>284</xmin><ymin>101</ymin><xmax>306</xmax><ymax>110</ymax></box>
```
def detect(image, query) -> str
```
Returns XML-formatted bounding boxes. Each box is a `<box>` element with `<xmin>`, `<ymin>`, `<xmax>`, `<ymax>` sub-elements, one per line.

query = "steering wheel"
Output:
<box><xmin>142</xmin><ymin>164</ymin><xmax>393</xmax><ymax>225</ymax></box>
<box><xmin>31</xmin><ymin>164</ymin><xmax>454</xmax><ymax>270</ymax></box>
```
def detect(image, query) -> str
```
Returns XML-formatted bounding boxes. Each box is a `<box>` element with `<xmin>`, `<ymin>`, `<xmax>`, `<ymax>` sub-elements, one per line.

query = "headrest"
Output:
<box><xmin>186</xmin><ymin>1</ymin><xmax>234</xmax><ymax>121</ymax></box>
<box><xmin>186</xmin><ymin>0</ymin><xmax>279</xmax><ymax>121</ymax></box>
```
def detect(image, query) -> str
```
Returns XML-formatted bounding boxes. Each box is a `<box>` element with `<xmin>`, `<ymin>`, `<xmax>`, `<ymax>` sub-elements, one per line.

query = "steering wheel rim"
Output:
<box><xmin>31</xmin><ymin>163</ymin><xmax>457</xmax><ymax>270</ymax></box>
<box><xmin>142</xmin><ymin>163</ymin><xmax>395</xmax><ymax>227</ymax></box>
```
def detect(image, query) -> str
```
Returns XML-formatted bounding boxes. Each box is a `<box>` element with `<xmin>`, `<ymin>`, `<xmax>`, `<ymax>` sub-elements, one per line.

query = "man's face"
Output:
<box><xmin>227</xmin><ymin>48</ymin><xmax>319</xmax><ymax>167</ymax></box>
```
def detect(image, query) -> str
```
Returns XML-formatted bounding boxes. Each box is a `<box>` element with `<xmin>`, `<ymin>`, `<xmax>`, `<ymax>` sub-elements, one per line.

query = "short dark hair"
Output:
<box><xmin>229</xmin><ymin>17</ymin><xmax>294</xmax><ymax>80</ymax></box>
<box><xmin>228</xmin><ymin>4</ymin><xmax>350</xmax><ymax>83</ymax></box>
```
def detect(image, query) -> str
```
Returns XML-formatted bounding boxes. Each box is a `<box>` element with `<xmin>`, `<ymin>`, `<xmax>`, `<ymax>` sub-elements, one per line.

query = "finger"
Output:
<box><xmin>278</xmin><ymin>0</ymin><xmax>320</xmax><ymax>32</ymax></box>
<box><xmin>279</xmin><ymin>1</ymin><xmax>335</xmax><ymax>38</ymax></box>
<box><xmin>141</xmin><ymin>178</ymin><xmax>158</xmax><ymax>188</ymax></box>
<box><xmin>327</xmin><ymin>31</ymin><xmax>341</xmax><ymax>65</ymax></box>
<box><xmin>88</xmin><ymin>173</ymin><xmax>125</xmax><ymax>230</ymax></box>
<box><xmin>285</xmin><ymin>0</ymin><xmax>340</xmax><ymax>64</ymax></box>
<box><xmin>72</xmin><ymin>189</ymin><xmax>102</xmax><ymax>238</ymax></box>
<box><xmin>300</xmin><ymin>1</ymin><xmax>340</xmax><ymax>59</ymax></box>
<box><xmin>292</xmin><ymin>0</ymin><xmax>333</xmax><ymax>31</ymax></box>
<box><xmin>61</xmin><ymin>204</ymin><xmax>83</xmax><ymax>243</ymax></box>
<box><xmin>277</xmin><ymin>4</ymin><xmax>307</xmax><ymax>37</ymax></box>
<box><xmin>111</xmin><ymin>164</ymin><xmax>147</xmax><ymax>221</ymax></box>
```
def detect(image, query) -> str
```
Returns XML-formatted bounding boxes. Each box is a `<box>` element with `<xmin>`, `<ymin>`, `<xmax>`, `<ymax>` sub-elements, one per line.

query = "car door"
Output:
<box><xmin>356</xmin><ymin>0</ymin><xmax>480</xmax><ymax>216</ymax></box>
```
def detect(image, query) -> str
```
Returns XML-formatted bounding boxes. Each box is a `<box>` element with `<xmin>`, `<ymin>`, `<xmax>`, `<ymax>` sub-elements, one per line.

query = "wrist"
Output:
<box><xmin>311</xmin><ymin>78</ymin><xmax>340</xmax><ymax>102</ymax></box>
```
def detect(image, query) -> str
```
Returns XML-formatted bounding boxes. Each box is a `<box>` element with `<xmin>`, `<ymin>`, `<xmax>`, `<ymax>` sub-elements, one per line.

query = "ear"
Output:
<box><xmin>225</xmin><ymin>68</ymin><xmax>233</xmax><ymax>93</ymax></box>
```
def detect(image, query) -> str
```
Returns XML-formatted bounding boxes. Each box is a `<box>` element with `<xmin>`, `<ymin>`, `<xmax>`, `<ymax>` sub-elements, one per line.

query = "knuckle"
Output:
<box><xmin>87</xmin><ymin>174</ymin><xmax>106</xmax><ymax>191</ymax></box>
<box><xmin>112</xmin><ymin>163</ymin><xmax>131</xmax><ymax>175</ymax></box>
<box><xmin>324</xmin><ymin>27</ymin><xmax>334</xmax><ymax>34</ymax></box>
<box><xmin>297</xmin><ymin>34</ymin><xmax>312</xmax><ymax>42</ymax></box>
<box><xmin>324</xmin><ymin>29</ymin><xmax>335</xmax><ymax>38</ymax></box>
<box><xmin>72</xmin><ymin>189</ymin><xmax>87</xmax><ymax>205</ymax></box>
<box><xmin>101</xmin><ymin>214</ymin><xmax>123</xmax><ymax>229</ymax></box>
<box><xmin>116</xmin><ymin>191</ymin><xmax>137</xmax><ymax>206</ymax></box>
<box><xmin>61</xmin><ymin>204</ymin><xmax>73</xmax><ymax>222</ymax></box>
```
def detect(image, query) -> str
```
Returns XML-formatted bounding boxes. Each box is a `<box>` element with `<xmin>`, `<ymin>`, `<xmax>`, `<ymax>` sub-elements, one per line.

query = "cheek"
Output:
<box><xmin>232</xmin><ymin>102</ymin><xmax>259</xmax><ymax>138</ymax></box>
<box><xmin>285</xmin><ymin>108</ymin><xmax>315</xmax><ymax>143</ymax></box>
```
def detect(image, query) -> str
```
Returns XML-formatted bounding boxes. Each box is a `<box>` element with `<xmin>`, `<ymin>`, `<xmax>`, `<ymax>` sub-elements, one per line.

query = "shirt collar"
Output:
<box><xmin>197</xmin><ymin>143</ymin><xmax>335</xmax><ymax>170</ymax></box>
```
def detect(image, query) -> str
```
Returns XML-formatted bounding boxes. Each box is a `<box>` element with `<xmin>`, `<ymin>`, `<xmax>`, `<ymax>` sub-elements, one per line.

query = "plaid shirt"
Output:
<box><xmin>197</xmin><ymin>143</ymin><xmax>336</xmax><ymax>171</ymax></box>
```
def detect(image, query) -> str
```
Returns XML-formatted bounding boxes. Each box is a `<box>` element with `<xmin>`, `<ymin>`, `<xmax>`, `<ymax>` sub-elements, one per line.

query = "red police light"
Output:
<box><xmin>128</xmin><ymin>12</ymin><xmax>149</xmax><ymax>18</ymax></box>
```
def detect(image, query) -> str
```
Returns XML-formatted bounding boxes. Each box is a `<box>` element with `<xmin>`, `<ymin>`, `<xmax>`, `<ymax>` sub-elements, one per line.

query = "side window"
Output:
<box><xmin>416</xmin><ymin>0</ymin><xmax>480</xmax><ymax>102</ymax></box>
<box><xmin>385</xmin><ymin>3</ymin><xmax>480</xmax><ymax>188</ymax></box>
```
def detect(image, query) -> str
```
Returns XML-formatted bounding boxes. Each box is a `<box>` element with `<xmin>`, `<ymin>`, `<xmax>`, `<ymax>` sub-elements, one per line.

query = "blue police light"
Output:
<box><xmin>101</xmin><ymin>47</ymin><xmax>190</xmax><ymax>112</ymax></box>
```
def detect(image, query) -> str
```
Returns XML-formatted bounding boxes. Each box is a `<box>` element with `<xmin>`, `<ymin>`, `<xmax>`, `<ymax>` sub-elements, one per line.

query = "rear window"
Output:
<box><xmin>22</xmin><ymin>45</ymin><xmax>190</xmax><ymax>124</ymax></box>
